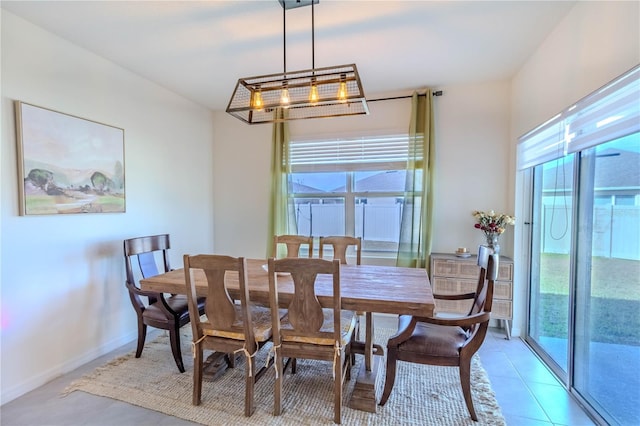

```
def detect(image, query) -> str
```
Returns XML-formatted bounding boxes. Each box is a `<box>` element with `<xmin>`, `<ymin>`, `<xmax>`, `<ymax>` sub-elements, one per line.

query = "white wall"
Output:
<box><xmin>211</xmin><ymin>112</ymin><xmax>272</xmax><ymax>258</ymax></box>
<box><xmin>212</xmin><ymin>83</ymin><xmax>512</xmax><ymax>263</ymax></box>
<box><xmin>511</xmin><ymin>1</ymin><xmax>640</xmax><ymax>137</ymax></box>
<box><xmin>510</xmin><ymin>1</ymin><xmax>640</xmax><ymax>336</ymax></box>
<box><xmin>1</xmin><ymin>12</ymin><xmax>216</xmax><ymax>403</ymax></box>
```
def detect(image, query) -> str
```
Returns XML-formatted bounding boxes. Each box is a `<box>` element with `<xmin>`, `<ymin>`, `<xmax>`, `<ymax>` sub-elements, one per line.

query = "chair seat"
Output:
<box><xmin>398</xmin><ymin>321</ymin><xmax>469</xmax><ymax>358</ymax></box>
<box><xmin>281</xmin><ymin>309</ymin><xmax>357</xmax><ymax>346</ymax></box>
<box><xmin>202</xmin><ymin>305</ymin><xmax>279</xmax><ymax>342</ymax></box>
<box><xmin>141</xmin><ymin>294</ymin><xmax>205</xmax><ymax>322</ymax></box>
<box><xmin>141</xmin><ymin>295</ymin><xmax>187</xmax><ymax>321</ymax></box>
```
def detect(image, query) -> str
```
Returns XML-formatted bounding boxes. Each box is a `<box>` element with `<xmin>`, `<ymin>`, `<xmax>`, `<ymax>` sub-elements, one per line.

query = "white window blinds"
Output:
<box><xmin>289</xmin><ymin>134</ymin><xmax>410</xmax><ymax>172</ymax></box>
<box><xmin>517</xmin><ymin>65</ymin><xmax>640</xmax><ymax>170</ymax></box>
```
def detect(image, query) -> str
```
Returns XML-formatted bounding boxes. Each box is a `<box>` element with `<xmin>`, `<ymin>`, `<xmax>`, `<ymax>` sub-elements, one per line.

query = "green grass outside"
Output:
<box><xmin>534</xmin><ymin>254</ymin><xmax>640</xmax><ymax>346</ymax></box>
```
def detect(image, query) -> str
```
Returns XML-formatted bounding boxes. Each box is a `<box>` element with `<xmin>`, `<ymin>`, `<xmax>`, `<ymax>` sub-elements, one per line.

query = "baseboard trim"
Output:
<box><xmin>1</xmin><ymin>331</ymin><xmax>137</xmax><ymax>405</ymax></box>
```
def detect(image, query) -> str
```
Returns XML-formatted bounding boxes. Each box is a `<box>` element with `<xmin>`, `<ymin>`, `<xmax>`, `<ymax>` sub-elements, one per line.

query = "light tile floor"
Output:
<box><xmin>479</xmin><ymin>327</ymin><xmax>596</xmax><ymax>426</ymax></box>
<box><xmin>1</xmin><ymin>319</ymin><xmax>598</xmax><ymax>426</ymax></box>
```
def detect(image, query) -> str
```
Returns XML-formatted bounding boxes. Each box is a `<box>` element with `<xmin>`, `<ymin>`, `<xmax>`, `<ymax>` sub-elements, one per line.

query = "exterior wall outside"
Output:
<box><xmin>1</xmin><ymin>11</ymin><xmax>215</xmax><ymax>403</ymax></box>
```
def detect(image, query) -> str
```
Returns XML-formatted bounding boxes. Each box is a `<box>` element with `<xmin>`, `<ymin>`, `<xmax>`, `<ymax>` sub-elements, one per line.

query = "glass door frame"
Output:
<box><xmin>524</xmin><ymin>160</ymin><xmax>580</xmax><ymax>386</ymax></box>
<box><xmin>522</xmin><ymin>143</ymin><xmax>636</xmax><ymax>426</ymax></box>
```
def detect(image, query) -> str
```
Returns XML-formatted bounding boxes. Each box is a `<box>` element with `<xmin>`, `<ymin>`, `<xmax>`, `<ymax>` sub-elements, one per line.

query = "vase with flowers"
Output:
<box><xmin>472</xmin><ymin>210</ymin><xmax>515</xmax><ymax>254</ymax></box>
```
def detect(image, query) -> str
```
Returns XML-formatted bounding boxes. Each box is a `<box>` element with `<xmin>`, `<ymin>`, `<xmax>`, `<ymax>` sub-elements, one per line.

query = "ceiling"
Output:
<box><xmin>1</xmin><ymin>1</ymin><xmax>576</xmax><ymax>111</ymax></box>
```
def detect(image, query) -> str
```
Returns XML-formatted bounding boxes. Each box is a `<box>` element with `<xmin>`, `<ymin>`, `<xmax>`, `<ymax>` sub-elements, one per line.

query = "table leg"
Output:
<box><xmin>348</xmin><ymin>356</ymin><xmax>382</xmax><ymax>412</ymax></box>
<box><xmin>348</xmin><ymin>312</ymin><xmax>385</xmax><ymax>413</ymax></box>
<box><xmin>365</xmin><ymin>312</ymin><xmax>373</xmax><ymax>371</ymax></box>
<box><xmin>202</xmin><ymin>352</ymin><xmax>234</xmax><ymax>381</ymax></box>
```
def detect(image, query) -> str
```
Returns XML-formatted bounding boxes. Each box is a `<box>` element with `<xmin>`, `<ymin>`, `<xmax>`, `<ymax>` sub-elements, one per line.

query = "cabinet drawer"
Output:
<box><xmin>432</xmin><ymin>259</ymin><xmax>513</xmax><ymax>281</ymax></box>
<box><xmin>434</xmin><ymin>298</ymin><xmax>512</xmax><ymax>320</ymax></box>
<box><xmin>432</xmin><ymin>259</ymin><xmax>478</xmax><ymax>279</ymax></box>
<box><xmin>432</xmin><ymin>278</ymin><xmax>512</xmax><ymax>300</ymax></box>
<box><xmin>432</xmin><ymin>277</ymin><xmax>476</xmax><ymax>294</ymax></box>
<box><xmin>492</xmin><ymin>300</ymin><xmax>512</xmax><ymax>320</ymax></box>
<box><xmin>434</xmin><ymin>298</ymin><xmax>472</xmax><ymax>316</ymax></box>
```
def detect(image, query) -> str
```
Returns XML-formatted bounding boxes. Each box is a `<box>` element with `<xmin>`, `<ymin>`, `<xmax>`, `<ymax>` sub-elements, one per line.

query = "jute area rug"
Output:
<box><xmin>64</xmin><ymin>327</ymin><xmax>505</xmax><ymax>425</ymax></box>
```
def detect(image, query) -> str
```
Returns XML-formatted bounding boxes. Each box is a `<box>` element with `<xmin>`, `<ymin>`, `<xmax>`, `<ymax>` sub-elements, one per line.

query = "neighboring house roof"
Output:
<box><xmin>542</xmin><ymin>148</ymin><xmax>640</xmax><ymax>192</ymax></box>
<box><xmin>331</xmin><ymin>170</ymin><xmax>407</xmax><ymax>192</ymax></box>
<box><xmin>290</xmin><ymin>181</ymin><xmax>325</xmax><ymax>194</ymax></box>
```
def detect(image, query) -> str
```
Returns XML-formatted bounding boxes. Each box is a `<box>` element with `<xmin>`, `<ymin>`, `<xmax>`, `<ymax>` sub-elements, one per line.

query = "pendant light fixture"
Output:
<box><xmin>226</xmin><ymin>0</ymin><xmax>369</xmax><ymax>124</ymax></box>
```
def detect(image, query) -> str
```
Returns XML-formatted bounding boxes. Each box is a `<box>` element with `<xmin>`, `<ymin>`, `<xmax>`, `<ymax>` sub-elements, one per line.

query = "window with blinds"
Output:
<box><xmin>288</xmin><ymin>134</ymin><xmax>410</xmax><ymax>253</ymax></box>
<box><xmin>289</xmin><ymin>134</ymin><xmax>411</xmax><ymax>172</ymax></box>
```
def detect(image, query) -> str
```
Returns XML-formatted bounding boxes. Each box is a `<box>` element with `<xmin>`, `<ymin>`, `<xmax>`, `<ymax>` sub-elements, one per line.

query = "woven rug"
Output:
<box><xmin>63</xmin><ymin>327</ymin><xmax>505</xmax><ymax>425</ymax></box>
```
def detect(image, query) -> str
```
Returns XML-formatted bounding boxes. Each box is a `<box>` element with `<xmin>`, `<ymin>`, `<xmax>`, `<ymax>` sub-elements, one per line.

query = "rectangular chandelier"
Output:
<box><xmin>226</xmin><ymin>1</ymin><xmax>369</xmax><ymax>124</ymax></box>
<box><xmin>226</xmin><ymin>64</ymin><xmax>368</xmax><ymax>124</ymax></box>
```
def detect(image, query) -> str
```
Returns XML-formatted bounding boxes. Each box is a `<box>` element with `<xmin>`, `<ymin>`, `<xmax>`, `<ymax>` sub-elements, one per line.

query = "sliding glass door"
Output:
<box><xmin>572</xmin><ymin>136</ymin><xmax>640</xmax><ymax>425</ymax></box>
<box><xmin>528</xmin><ymin>153</ymin><xmax>575</xmax><ymax>378</ymax></box>
<box><xmin>527</xmin><ymin>135</ymin><xmax>640</xmax><ymax>425</ymax></box>
<box><xmin>520</xmin><ymin>66</ymin><xmax>639</xmax><ymax>424</ymax></box>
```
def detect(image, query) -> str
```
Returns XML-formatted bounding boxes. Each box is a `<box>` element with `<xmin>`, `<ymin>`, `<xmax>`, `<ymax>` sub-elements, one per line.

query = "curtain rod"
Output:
<box><xmin>367</xmin><ymin>91</ymin><xmax>443</xmax><ymax>103</ymax></box>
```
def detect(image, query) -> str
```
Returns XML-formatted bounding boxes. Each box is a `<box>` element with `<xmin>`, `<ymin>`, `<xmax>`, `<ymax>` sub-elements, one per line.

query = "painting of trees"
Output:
<box><xmin>16</xmin><ymin>101</ymin><xmax>125</xmax><ymax>215</ymax></box>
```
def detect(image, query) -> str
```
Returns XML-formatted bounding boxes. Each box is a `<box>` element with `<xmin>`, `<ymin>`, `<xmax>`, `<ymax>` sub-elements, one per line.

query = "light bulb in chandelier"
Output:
<box><xmin>309</xmin><ymin>78</ymin><xmax>319</xmax><ymax>104</ymax></box>
<box><xmin>251</xmin><ymin>86</ymin><xmax>264</xmax><ymax>110</ymax></box>
<box><xmin>337</xmin><ymin>74</ymin><xmax>348</xmax><ymax>103</ymax></box>
<box><xmin>280</xmin><ymin>82</ymin><xmax>290</xmax><ymax>107</ymax></box>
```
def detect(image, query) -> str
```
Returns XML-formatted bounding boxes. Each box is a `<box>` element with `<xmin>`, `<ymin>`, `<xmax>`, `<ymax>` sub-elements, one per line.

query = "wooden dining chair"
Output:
<box><xmin>319</xmin><ymin>236</ymin><xmax>367</xmax><ymax>359</ymax></box>
<box><xmin>123</xmin><ymin>234</ymin><xmax>205</xmax><ymax>373</ymax></box>
<box><xmin>273</xmin><ymin>234</ymin><xmax>314</xmax><ymax>259</ymax></box>
<box><xmin>267</xmin><ymin>257</ymin><xmax>357</xmax><ymax>424</ymax></box>
<box><xmin>183</xmin><ymin>254</ymin><xmax>275</xmax><ymax>416</ymax></box>
<box><xmin>318</xmin><ymin>236</ymin><xmax>361</xmax><ymax>265</ymax></box>
<box><xmin>379</xmin><ymin>245</ymin><xmax>498</xmax><ymax>421</ymax></box>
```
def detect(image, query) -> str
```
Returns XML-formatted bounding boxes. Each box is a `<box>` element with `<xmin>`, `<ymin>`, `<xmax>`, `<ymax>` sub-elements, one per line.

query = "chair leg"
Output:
<box><xmin>291</xmin><ymin>358</ymin><xmax>297</xmax><ymax>374</ymax></box>
<box><xmin>345</xmin><ymin>347</ymin><xmax>352</xmax><ymax>381</ymax></box>
<box><xmin>169</xmin><ymin>324</ymin><xmax>185</xmax><ymax>373</ymax></box>
<box><xmin>192</xmin><ymin>344</ymin><xmax>203</xmax><ymax>406</ymax></box>
<box><xmin>274</xmin><ymin>348</ymin><xmax>284</xmax><ymax>416</ymax></box>
<box><xmin>227</xmin><ymin>352</ymin><xmax>236</xmax><ymax>368</ymax></box>
<box><xmin>135</xmin><ymin>321</ymin><xmax>146</xmax><ymax>358</ymax></box>
<box><xmin>379</xmin><ymin>349</ymin><xmax>398</xmax><ymax>406</ymax></box>
<box><xmin>459</xmin><ymin>359</ymin><xmax>478</xmax><ymax>421</ymax></box>
<box><xmin>244</xmin><ymin>355</ymin><xmax>255</xmax><ymax>417</ymax></box>
<box><xmin>334</xmin><ymin>353</ymin><xmax>343</xmax><ymax>424</ymax></box>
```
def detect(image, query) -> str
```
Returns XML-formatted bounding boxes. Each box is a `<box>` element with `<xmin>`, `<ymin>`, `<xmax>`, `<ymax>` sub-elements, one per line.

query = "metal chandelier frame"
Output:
<box><xmin>226</xmin><ymin>0</ymin><xmax>369</xmax><ymax>124</ymax></box>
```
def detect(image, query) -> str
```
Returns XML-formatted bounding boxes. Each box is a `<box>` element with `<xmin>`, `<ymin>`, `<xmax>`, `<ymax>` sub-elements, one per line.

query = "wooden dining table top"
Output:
<box><xmin>141</xmin><ymin>258</ymin><xmax>435</xmax><ymax>317</ymax></box>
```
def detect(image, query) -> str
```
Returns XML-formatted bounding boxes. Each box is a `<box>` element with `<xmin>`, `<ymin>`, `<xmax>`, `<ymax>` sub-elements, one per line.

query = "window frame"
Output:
<box><xmin>288</xmin><ymin>134</ymin><xmax>410</xmax><ymax>256</ymax></box>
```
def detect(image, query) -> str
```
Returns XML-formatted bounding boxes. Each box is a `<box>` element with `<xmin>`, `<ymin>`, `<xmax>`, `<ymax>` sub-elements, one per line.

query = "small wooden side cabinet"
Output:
<box><xmin>430</xmin><ymin>253</ymin><xmax>513</xmax><ymax>339</ymax></box>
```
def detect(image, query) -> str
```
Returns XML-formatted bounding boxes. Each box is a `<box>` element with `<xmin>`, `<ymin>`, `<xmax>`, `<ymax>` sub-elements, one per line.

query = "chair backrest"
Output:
<box><xmin>470</xmin><ymin>245</ymin><xmax>499</xmax><ymax>316</ymax></box>
<box><xmin>455</xmin><ymin>245</ymin><xmax>498</xmax><ymax>344</ymax></box>
<box><xmin>319</xmin><ymin>236</ymin><xmax>361</xmax><ymax>265</ymax></box>
<box><xmin>273</xmin><ymin>235</ymin><xmax>313</xmax><ymax>259</ymax></box>
<box><xmin>123</xmin><ymin>234</ymin><xmax>171</xmax><ymax>310</ymax></box>
<box><xmin>268</xmin><ymin>257</ymin><xmax>342</xmax><ymax>345</ymax></box>
<box><xmin>124</xmin><ymin>234</ymin><xmax>171</xmax><ymax>283</ymax></box>
<box><xmin>183</xmin><ymin>254</ymin><xmax>257</xmax><ymax>348</ymax></box>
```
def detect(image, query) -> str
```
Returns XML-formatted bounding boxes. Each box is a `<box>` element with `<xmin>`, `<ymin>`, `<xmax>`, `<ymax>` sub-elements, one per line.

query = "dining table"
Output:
<box><xmin>140</xmin><ymin>258</ymin><xmax>434</xmax><ymax>412</ymax></box>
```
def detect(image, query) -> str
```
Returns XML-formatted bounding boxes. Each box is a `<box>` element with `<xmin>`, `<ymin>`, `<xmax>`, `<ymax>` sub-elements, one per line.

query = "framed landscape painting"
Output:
<box><xmin>15</xmin><ymin>101</ymin><xmax>125</xmax><ymax>215</ymax></box>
